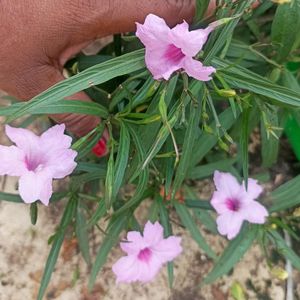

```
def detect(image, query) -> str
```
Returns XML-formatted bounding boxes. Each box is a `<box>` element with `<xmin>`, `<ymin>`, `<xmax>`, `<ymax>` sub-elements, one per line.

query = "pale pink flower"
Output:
<box><xmin>112</xmin><ymin>221</ymin><xmax>182</xmax><ymax>283</ymax></box>
<box><xmin>0</xmin><ymin>124</ymin><xmax>77</xmax><ymax>205</ymax></box>
<box><xmin>211</xmin><ymin>171</ymin><xmax>269</xmax><ymax>240</ymax></box>
<box><xmin>136</xmin><ymin>13</ymin><xmax>217</xmax><ymax>81</ymax></box>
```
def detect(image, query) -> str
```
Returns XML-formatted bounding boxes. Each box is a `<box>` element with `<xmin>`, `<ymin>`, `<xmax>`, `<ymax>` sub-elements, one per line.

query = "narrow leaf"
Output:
<box><xmin>204</xmin><ymin>225</ymin><xmax>258</xmax><ymax>284</ymax></box>
<box><xmin>175</xmin><ymin>202</ymin><xmax>216</xmax><ymax>260</ymax></box>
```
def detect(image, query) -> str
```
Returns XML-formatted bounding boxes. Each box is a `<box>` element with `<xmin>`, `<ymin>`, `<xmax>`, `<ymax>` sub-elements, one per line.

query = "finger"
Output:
<box><xmin>66</xmin><ymin>0</ymin><xmax>196</xmax><ymax>44</ymax></box>
<box><xmin>10</xmin><ymin>63</ymin><xmax>100</xmax><ymax>137</ymax></box>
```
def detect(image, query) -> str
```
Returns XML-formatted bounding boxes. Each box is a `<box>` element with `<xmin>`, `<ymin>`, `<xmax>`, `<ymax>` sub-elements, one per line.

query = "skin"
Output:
<box><xmin>0</xmin><ymin>0</ymin><xmax>217</xmax><ymax>136</ymax></box>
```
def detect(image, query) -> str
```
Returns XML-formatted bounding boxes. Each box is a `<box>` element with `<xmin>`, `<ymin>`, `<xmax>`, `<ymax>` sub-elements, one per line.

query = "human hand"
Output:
<box><xmin>0</xmin><ymin>0</ymin><xmax>198</xmax><ymax>136</ymax></box>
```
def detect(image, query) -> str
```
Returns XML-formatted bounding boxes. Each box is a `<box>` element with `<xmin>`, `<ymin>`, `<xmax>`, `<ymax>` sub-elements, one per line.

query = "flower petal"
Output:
<box><xmin>170</xmin><ymin>21</ymin><xmax>212</xmax><ymax>57</ymax></box>
<box><xmin>39</xmin><ymin>124</ymin><xmax>77</xmax><ymax>178</ymax></box>
<box><xmin>213</xmin><ymin>171</ymin><xmax>242</xmax><ymax>198</ymax></box>
<box><xmin>45</xmin><ymin>148</ymin><xmax>77</xmax><ymax>179</ymax></box>
<box><xmin>112</xmin><ymin>255</ymin><xmax>141</xmax><ymax>283</ymax></box>
<box><xmin>112</xmin><ymin>254</ymin><xmax>162</xmax><ymax>283</ymax></box>
<box><xmin>0</xmin><ymin>145</ymin><xmax>27</xmax><ymax>176</ymax></box>
<box><xmin>216</xmin><ymin>213</ymin><xmax>244</xmax><ymax>240</ymax></box>
<box><xmin>211</xmin><ymin>190</ymin><xmax>231</xmax><ymax>214</ymax></box>
<box><xmin>138</xmin><ymin>254</ymin><xmax>162</xmax><ymax>282</ymax></box>
<box><xmin>243</xmin><ymin>201</ymin><xmax>269</xmax><ymax>224</ymax></box>
<box><xmin>5</xmin><ymin>125</ymin><xmax>40</xmax><ymax>154</ymax></box>
<box><xmin>144</xmin><ymin>46</ymin><xmax>182</xmax><ymax>80</ymax></box>
<box><xmin>120</xmin><ymin>231</ymin><xmax>145</xmax><ymax>255</ymax></box>
<box><xmin>18</xmin><ymin>171</ymin><xmax>53</xmax><ymax>205</ymax></box>
<box><xmin>40</xmin><ymin>124</ymin><xmax>72</xmax><ymax>153</ymax></box>
<box><xmin>143</xmin><ymin>221</ymin><xmax>164</xmax><ymax>246</ymax></box>
<box><xmin>243</xmin><ymin>178</ymin><xmax>263</xmax><ymax>200</ymax></box>
<box><xmin>152</xmin><ymin>236</ymin><xmax>182</xmax><ymax>263</ymax></box>
<box><xmin>136</xmin><ymin>14</ymin><xmax>170</xmax><ymax>48</ymax></box>
<box><xmin>182</xmin><ymin>58</ymin><xmax>215</xmax><ymax>81</ymax></box>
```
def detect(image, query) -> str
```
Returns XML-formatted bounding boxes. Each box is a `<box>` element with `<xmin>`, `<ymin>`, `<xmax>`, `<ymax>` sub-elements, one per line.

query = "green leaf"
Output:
<box><xmin>270</xmin><ymin>230</ymin><xmax>300</xmax><ymax>271</ymax></box>
<box><xmin>158</xmin><ymin>198</ymin><xmax>174</xmax><ymax>288</ymax></box>
<box><xmin>261</xmin><ymin>108</ymin><xmax>279</xmax><ymax>167</ymax></box>
<box><xmin>105</xmin><ymin>139</ymin><xmax>115</xmax><ymax>210</ymax></box>
<box><xmin>184</xmin><ymin>186</ymin><xmax>217</xmax><ymax>234</ymax></box>
<box><xmin>172</xmin><ymin>87</ymin><xmax>202</xmax><ymax>198</ymax></box>
<box><xmin>158</xmin><ymin>89</ymin><xmax>168</xmax><ymax>121</ymax></box>
<box><xmin>131</xmin><ymin>77</ymin><xmax>160</xmax><ymax>109</ymax></box>
<box><xmin>76</xmin><ymin>202</ymin><xmax>91</xmax><ymax>265</ymax></box>
<box><xmin>0</xmin><ymin>191</ymin><xmax>23</xmax><ymax>203</ymax></box>
<box><xmin>71</xmin><ymin>172</ymin><xmax>106</xmax><ymax>189</ymax></box>
<box><xmin>7</xmin><ymin>49</ymin><xmax>145</xmax><ymax>121</ymax></box>
<box><xmin>194</xmin><ymin>209</ymin><xmax>218</xmax><ymax>235</ymax></box>
<box><xmin>113</xmin><ymin>168</ymin><xmax>150</xmax><ymax>217</ymax></box>
<box><xmin>185</xmin><ymin>199</ymin><xmax>213</xmax><ymax>210</ymax></box>
<box><xmin>73</xmin><ymin>122</ymin><xmax>106</xmax><ymax>159</ymax></box>
<box><xmin>125</xmin><ymin>124</ymin><xmax>147</xmax><ymax>180</ymax></box>
<box><xmin>231</xmin><ymin>281</ymin><xmax>247</xmax><ymax>300</ymax></box>
<box><xmin>174</xmin><ymin>202</ymin><xmax>216</xmax><ymax>260</ymax></box>
<box><xmin>271</xmin><ymin>2</ymin><xmax>300</xmax><ymax>61</ymax></box>
<box><xmin>109</xmin><ymin>80</ymin><xmax>140</xmax><ymax>111</ymax></box>
<box><xmin>30</xmin><ymin>203</ymin><xmax>38</xmax><ymax>225</ymax></box>
<box><xmin>191</xmin><ymin>108</ymin><xmax>239</xmax><ymax>168</ymax></box>
<box><xmin>75</xmin><ymin>162</ymin><xmax>107</xmax><ymax>175</ymax></box>
<box><xmin>131</xmin><ymin>111</ymin><xmax>178</xmax><ymax>181</ymax></box>
<box><xmin>89</xmin><ymin>214</ymin><xmax>127</xmax><ymax>290</ymax></box>
<box><xmin>0</xmin><ymin>100</ymin><xmax>109</xmax><ymax>118</ymax></box>
<box><xmin>204</xmin><ymin>1</ymin><xmax>254</xmax><ymax>63</ymax></box>
<box><xmin>87</xmin><ymin>200</ymin><xmax>106</xmax><ymax>228</ymax></box>
<box><xmin>269</xmin><ymin>175</ymin><xmax>300</xmax><ymax>212</ymax></box>
<box><xmin>194</xmin><ymin>0</ymin><xmax>210</xmax><ymax>23</ymax></box>
<box><xmin>37</xmin><ymin>198</ymin><xmax>76</xmax><ymax>300</ymax></box>
<box><xmin>204</xmin><ymin>225</ymin><xmax>258</xmax><ymax>284</ymax></box>
<box><xmin>214</xmin><ymin>58</ymin><xmax>300</xmax><ymax>107</ymax></box>
<box><xmin>189</xmin><ymin>158</ymin><xmax>236</xmax><ymax>180</ymax></box>
<box><xmin>240</xmin><ymin>107</ymin><xmax>250</xmax><ymax>187</ymax></box>
<box><xmin>112</xmin><ymin>122</ymin><xmax>130</xmax><ymax>201</ymax></box>
<box><xmin>0</xmin><ymin>191</ymin><xmax>66</xmax><ymax>204</ymax></box>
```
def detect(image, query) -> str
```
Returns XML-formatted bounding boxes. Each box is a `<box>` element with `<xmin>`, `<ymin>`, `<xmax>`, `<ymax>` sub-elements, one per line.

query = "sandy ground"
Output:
<box><xmin>0</xmin><ymin>176</ymin><xmax>291</xmax><ymax>300</ymax></box>
<box><xmin>0</xmin><ymin>93</ymin><xmax>297</xmax><ymax>300</ymax></box>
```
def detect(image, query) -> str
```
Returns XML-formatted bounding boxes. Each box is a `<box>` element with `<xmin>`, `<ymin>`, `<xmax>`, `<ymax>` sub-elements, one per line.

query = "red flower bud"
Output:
<box><xmin>92</xmin><ymin>138</ymin><xmax>107</xmax><ymax>157</ymax></box>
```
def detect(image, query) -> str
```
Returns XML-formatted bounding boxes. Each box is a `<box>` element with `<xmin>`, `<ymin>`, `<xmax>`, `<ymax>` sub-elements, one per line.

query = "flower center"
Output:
<box><xmin>164</xmin><ymin>44</ymin><xmax>185</xmax><ymax>64</ymax></box>
<box><xmin>25</xmin><ymin>155</ymin><xmax>45</xmax><ymax>172</ymax></box>
<box><xmin>137</xmin><ymin>247</ymin><xmax>152</xmax><ymax>262</ymax></box>
<box><xmin>225</xmin><ymin>198</ymin><xmax>241</xmax><ymax>212</ymax></box>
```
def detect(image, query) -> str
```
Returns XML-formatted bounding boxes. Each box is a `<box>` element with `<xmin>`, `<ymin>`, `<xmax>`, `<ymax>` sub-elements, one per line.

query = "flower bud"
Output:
<box><xmin>218</xmin><ymin>139</ymin><xmax>230</xmax><ymax>152</ymax></box>
<box><xmin>204</xmin><ymin>124</ymin><xmax>214</xmax><ymax>134</ymax></box>
<box><xmin>218</xmin><ymin>89</ymin><xmax>236</xmax><ymax>98</ymax></box>
<box><xmin>293</xmin><ymin>207</ymin><xmax>300</xmax><ymax>217</ymax></box>
<box><xmin>92</xmin><ymin>138</ymin><xmax>107</xmax><ymax>157</ymax></box>
<box><xmin>270</xmin><ymin>266</ymin><xmax>288</xmax><ymax>280</ymax></box>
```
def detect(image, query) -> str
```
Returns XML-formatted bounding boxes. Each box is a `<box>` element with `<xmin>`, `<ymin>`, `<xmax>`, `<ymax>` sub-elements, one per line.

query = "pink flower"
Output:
<box><xmin>211</xmin><ymin>171</ymin><xmax>269</xmax><ymax>240</ymax></box>
<box><xmin>136</xmin><ymin>13</ymin><xmax>216</xmax><ymax>81</ymax></box>
<box><xmin>112</xmin><ymin>221</ymin><xmax>182</xmax><ymax>283</ymax></box>
<box><xmin>0</xmin><ymin>124</ymin><xmax>77</xmax><ymax>205</ymax></box>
